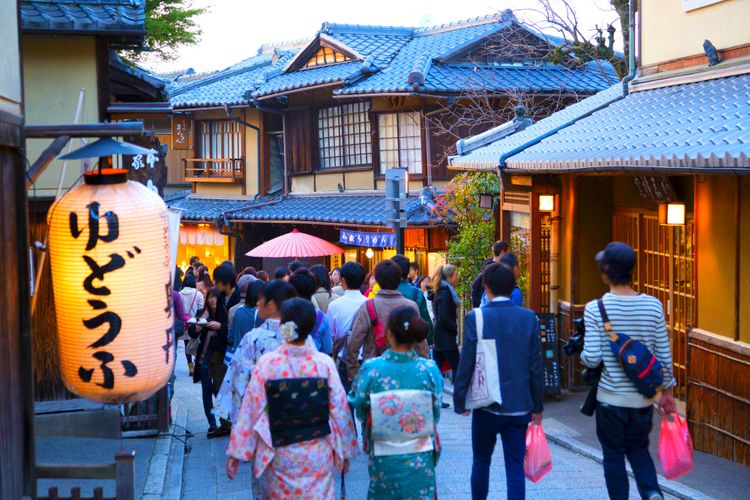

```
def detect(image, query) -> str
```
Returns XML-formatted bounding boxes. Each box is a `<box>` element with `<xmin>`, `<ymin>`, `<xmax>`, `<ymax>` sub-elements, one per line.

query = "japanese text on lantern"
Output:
<box><xmin>70</xmin><ymin>201</ymin><xmax>138</xmax><ymax>390</ymax></box>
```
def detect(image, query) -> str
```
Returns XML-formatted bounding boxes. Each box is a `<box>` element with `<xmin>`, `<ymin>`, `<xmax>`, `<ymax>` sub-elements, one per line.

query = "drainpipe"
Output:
<box><xmin>622</xmin><ymin>0</ymin><xmax>637</xmax><ymax>94</ymax></box>
<box><xmin>225</xmin><ymin>104</ymin><xmax>261</xmax><ymax>196</ymax></box>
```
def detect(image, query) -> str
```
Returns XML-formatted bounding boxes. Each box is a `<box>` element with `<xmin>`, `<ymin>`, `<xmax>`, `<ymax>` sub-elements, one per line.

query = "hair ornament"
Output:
<box><xmin>279</xmin><ymin>321</ymin><xmax>299</xmax><ymax>342</ymax></box>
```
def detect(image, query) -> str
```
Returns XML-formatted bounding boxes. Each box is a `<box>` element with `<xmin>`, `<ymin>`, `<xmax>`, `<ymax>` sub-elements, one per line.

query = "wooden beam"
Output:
<box><xmin>26</xmin><ymin>136</ymin><xmax>70</xmax><ymax>188</ymax></box>
<box><xmin>24</xmin><ymin>122</ymin><xmax>144</xmax><ymax>139</ymax></box>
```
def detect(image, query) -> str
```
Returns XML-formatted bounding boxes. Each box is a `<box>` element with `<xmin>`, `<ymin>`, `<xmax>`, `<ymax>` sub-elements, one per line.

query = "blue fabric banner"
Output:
<box><xmin>339</xmin><ymin>229</ymin><xmax>396</xmax><ymax>248</ymax></box>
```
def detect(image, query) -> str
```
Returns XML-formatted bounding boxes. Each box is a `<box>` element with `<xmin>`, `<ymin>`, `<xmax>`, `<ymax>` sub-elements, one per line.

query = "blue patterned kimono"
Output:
<box><xmin>348</xmin><ymin>349</ymin><xmax>443</xmax><ymax>499</ymax></box>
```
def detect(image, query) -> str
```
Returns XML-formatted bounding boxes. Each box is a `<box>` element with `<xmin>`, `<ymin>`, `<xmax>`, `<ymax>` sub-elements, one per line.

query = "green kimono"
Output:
<box><xmin>348</xmin><ymin>349</ymin><xmax>444</xmax><ymax>500</ymax></box>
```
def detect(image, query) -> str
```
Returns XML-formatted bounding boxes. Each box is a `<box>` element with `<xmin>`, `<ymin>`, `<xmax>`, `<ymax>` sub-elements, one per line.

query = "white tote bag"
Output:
<box><xmin>466</xmin><ymin>308</ymin><xmax>503</xmax><ymax>410</ymax></box>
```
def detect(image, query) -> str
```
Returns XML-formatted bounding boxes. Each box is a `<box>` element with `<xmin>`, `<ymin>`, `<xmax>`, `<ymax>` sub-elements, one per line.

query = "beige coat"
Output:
<box><xmin>345</xmin><ymin>289</ymin><xmax>429</xmax><ymax>381</ymax></box>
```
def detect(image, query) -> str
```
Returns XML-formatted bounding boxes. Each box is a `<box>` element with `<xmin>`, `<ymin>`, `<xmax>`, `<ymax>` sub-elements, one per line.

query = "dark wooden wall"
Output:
<box><xmin>687</xmin><ymin>328</ymin><xmax>750</xmax><ymax>465</ymax></box>
<box><xmin>0</xmin><ymin>136</ymin><xmax>34</xmax><ymax>497</ymax></box>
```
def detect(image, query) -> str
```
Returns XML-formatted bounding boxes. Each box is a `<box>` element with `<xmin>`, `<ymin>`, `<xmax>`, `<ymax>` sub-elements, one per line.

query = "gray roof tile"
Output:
<box><xmin>507</xmin><ymin>74</ymin><xmax>750</xmax><ymax>172</ymax></box>
<box><xmin>168</xmin><ymin>196</ymin><xmax>255</xmax><ymax>221</ymax></box>
<box><xmin>21</xmin><ymin>0</ymin><xmax>145</xmax><ymax>36</ymax></box>
<box><xmin>450</xmin><ymin>82</ymin><xmax>624</xmax><ymax>170</ymax></box>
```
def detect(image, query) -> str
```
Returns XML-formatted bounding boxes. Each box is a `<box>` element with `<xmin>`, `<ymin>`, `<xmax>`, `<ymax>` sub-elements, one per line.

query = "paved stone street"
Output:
<box><xmin>171</xmin><ymin>348</ymin><xmax>671</xmax><ymax>499</ymax></box>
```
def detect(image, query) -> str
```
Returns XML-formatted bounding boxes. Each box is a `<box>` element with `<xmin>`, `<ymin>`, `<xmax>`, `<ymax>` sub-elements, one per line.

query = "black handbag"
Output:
<box><xmin>265</xmin><ymin>376</ymin><xmax>331</xmax><ymax>447</ymax></box>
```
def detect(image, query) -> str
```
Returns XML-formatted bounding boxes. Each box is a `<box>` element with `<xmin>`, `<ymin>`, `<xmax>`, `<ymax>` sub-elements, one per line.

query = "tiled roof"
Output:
<box><xmin>168</xmin><ymin>195</ymin><xmax>257</xmax><ymax>221</ymax></box>
<box><xmin>449</xmin><ymin>82</ymin><xmax>624</xmax><ymax>170</ymax></box>
<box><xmin>225</xmin><ymin>192</ymin><xmax>445</xmax><ymax>227</ymax></box>
<box><xmin>168</xmin><ymin>52</ymin><xmax>294</xmax><ymax>108</ymax></box>
<box><xmin>506</xmin><ymin>74</ymin><xmax>750</xmax><ymax>172</ymax></box>
<box><xmin>21</xmin><ymin>0</ymin><xmax>146</xmax><ymax>38</ymax></box>
<box><xmin>253</xmin><ymin>11</ymin><xmax>617</xmax><ymax>99</ymax></box>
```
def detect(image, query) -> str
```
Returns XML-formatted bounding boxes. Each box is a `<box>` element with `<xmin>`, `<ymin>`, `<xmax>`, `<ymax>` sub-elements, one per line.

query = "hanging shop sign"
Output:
<box><xmin>339</xmin><ymin>229</ymin><xmax>396</xmax><ymax>248</ymax></box>
<box><xmin>47</xmin><ymin>168</ymin><xmax>174</xmax><ymax>404</ymax></box>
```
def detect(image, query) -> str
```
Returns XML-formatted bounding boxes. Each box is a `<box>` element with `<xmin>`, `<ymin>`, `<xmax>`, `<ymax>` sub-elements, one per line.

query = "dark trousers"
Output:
<box><xmin>471</xmin><ymin>409</ymin><xmax>531</xmax><ymax>500</ymax></box>
<box><xmin>184</xmin><ymin>339</ymin><xmax>192</xmax><ymax>364</ymax></box>
<box><xmin>596</xmin><ymin>402</ymin><xmax>662</xmax><ymax>500</ymax></box>
<box><xmin>434</xmin><ymin>349</ymin><xmax>460</xmax><ymax>382</ymax></box>
<box><xmin>197</xmin><ymin>362</ymin><xmax>217</xmax><ymax>428</ymax></box>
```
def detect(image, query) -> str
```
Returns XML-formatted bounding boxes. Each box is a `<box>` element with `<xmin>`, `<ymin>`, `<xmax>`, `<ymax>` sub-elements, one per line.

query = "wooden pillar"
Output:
<box><xmin>529</xmin><ymin>191</ymin><xmax>541</xmax><ymax>312</ymax></box>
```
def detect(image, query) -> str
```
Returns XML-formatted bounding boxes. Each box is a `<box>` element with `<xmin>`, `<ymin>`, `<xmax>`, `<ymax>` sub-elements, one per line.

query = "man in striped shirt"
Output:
<box><xmin>581</xmin><ymin>242</ymin><xmax>677</xmax><ymax>500</ymax></box>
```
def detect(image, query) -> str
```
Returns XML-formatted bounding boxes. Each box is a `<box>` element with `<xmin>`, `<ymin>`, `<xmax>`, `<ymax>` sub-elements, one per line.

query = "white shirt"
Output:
<box><xmin>179</xmin><ymin>287</ymin><xmax>204</xmax><ymax>318</ymax></box>
<box><xmin>327</xmin><ymin>289</ymin><xmax>368</xmax><ymax>341</ymax></box>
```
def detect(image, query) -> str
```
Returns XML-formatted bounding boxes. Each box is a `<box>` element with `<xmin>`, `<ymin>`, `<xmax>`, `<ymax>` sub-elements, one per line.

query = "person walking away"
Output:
<box><xmin>229</xmin><ymin>280</ymin><xmax>265</xmax><ymax>349</ymax></box>
<box><xmin>581</xmin><ymin>242</ymin><xmax>676</xmax><ymax>500</ymax></box>
<box><xmin>487</xmin><ymin>252</ymin><xmax>522</xmax><ymax>306</ymax></box>
<box><xmin>346</xmin><ymin>260</ymin><xmax>429</xmax><ymax>382</ymax></box>
<box><xmin>215</xmin><ymin>280</ymin><xmax>297</xmax><ymax>424</ymax></box>
<box><xmin>288</xmin><ymin>268</ymin><xmax>334</xmax><ymax>355</ymax></box>
<box><xmin>189</xmin><ymin>289</ymin><xmax>224</xmax><ymax>435</ymax></box>
<box><xmin>349</xmin><ymin>306</ymin><xmax>443</xmax><ymax>499</ymax></box>
<box><xmin>330</xmin><ymin>266</ymin><xmax>345</xmax><ymax>297</ymax></box>
<box><xmin>431</xmin><ymin>264</ymin><xmax>461</xmax><ymax>386</ymax></box>
<box><xmin>228</xmin><ymin>274</ymin><xmax>257</xmax><ymax>338</ymax></box>
<box><xmin>256</xmin><ymin>270</ymin><xmax>269</xmax><ymax>282</ymax></box>
<box><xmin>407</xmin><ymin>262</ymin><xmax>420</xmax><ymax>286</ymax></box>
<box><xmin>471</xmin><ymin>240</ymin><xmax>509</xmax><ymax>308</ymax></box>
<box><xmin>179</xmin><ymin>274</ymin><xmax>204</xmax><ymax>375</ymax></box>
<box><xmin>226</xmin><ymin>298</ymin><xmax>357</xmax><ymax>499</ymax></box>
<box><xmin>311</xmin><ymin>264</ymin><xmax>338</xmax><ymax>313</ymax></box>
<box><xmin>209</xmin><ymin>265</ymin><xmax>242</xmax><ymax>437</ymax></box>
<box><xmin>416</xmin><ymin>276</ymin><xmax>435</xmax><ymax>322</ymax></box>
<box><xmin>327</xmin><ymin>262</ymin><xmax>367</xmax><ymax>363</ymax></box>
<box><xmin>392</xmin><ymin>255</ymin><xmax>434</xmax><ymax>344</ymax></box>
<box><xmin>168</xmin><ymin>288</ymin><xmax>186</xmax><ymax>401</ymax></box>
<box><xmin>453</xmin><ymin>263</ymin><xmax>544</xmax><ymax>500</ymax></box>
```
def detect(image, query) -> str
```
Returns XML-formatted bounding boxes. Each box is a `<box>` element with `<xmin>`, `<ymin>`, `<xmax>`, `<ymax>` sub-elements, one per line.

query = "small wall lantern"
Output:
<box><xmin>365</xmin><ymin>248</ymin><xmax>375</xmax><ymax>259</ymax></box>
<box><xmin>538</xmin><ymin>194</ymin><xmax>555</xmax><ymax>212</ymax></box>
<box><xmin>478</xmin><ymin>193</ymin><xmax>494</xmax><ymax>209</ymax></box>
<box><xmin>659</xmin><ymin>202</ymin><xmax>686</xmax><ymax>226</ymax></box>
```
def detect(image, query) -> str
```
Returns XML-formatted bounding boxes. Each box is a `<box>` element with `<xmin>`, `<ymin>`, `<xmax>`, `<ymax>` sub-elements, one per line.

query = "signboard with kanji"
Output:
<box><xmin>172</xmin><ymin>116</ymin><xmax>191</xmax><ymax>150</ymax></box>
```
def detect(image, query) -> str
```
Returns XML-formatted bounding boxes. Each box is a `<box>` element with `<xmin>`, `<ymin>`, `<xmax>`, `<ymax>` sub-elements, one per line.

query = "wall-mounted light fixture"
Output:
<box><xmin>539</xmin><ymin>194</ymin><xmax>555</xmax><ymax>212</ymax></box>
<box><xmin>659</xmin><ymin>202</ymin><xmax>686</xmax><ymax>226</ymax></box>
<box><xmin>478</xmin><ymin>193</ymin><xmax>494</xmax><ymax>209</ymax></box>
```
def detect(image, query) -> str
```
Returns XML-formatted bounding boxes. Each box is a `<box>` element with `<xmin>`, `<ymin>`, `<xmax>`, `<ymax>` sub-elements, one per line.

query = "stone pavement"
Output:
<box><xmin>171</xmin><ymin>347</ymin><xmax>672</xmax><ymax>500</ymax></box>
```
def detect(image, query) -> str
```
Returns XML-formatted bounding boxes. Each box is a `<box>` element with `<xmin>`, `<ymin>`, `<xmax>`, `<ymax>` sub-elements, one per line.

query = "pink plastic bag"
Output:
<box><xmin>658</xmin><ymin>413</ymin><xmax>694</xmax><ymax>480</ymax></box>
<box><xmin>524</xmin><ymin>423</ymin><xmax>552</xmax><ymax>483</ymax></box>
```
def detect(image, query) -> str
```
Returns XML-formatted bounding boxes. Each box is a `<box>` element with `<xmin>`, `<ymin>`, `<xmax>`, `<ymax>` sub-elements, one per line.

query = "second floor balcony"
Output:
<box><xmin>183</xmin><ymin>158</ymin><xmax>244</xmax><ymax>183</ymax></box>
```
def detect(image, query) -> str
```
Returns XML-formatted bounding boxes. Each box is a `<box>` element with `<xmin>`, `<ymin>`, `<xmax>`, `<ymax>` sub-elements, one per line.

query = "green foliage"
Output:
<box><xmin>123</xmin><ymin>0</ymin><xmax>206</xmax><ymax>63</ymax></box>
<box><xmin>437</xmin><ymin>171</ymin><xmax>500</xmax><ymax>298</ymax></box>
<box><xmin>510</xmin><ymin>226</ymin><xmax>530</xmax><ymax>306</ymax></box>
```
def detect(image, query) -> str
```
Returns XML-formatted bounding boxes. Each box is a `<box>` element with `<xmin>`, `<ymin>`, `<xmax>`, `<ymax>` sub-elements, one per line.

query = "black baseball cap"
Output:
<box><xmin>595</xmin><ymin>242</ymin><xmax>636</xmax><ymax>282</ymax></box>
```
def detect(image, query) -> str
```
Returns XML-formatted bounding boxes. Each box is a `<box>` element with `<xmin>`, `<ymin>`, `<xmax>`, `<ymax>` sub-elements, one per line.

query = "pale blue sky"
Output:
<box><xmin>143</xmin><ymin>0</ymin><xmax>622</xmax><ymax>73</ymax></box>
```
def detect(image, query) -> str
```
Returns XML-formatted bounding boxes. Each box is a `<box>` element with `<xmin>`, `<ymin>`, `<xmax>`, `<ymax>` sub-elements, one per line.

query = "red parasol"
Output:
<box><xmin>245</xmin><ymin>228</ymin><xmax>344</xmax><ymax>258</ymax></box>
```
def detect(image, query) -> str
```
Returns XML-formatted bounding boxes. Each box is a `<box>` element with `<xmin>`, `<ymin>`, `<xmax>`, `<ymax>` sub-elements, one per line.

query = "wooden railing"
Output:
<box><xmin>183</xmin><ymin>158</ymin><xmax>243</xmax><ymax>183</ymax></box>
<box><xmin>36</xmin><ymin>451</ymin><xmax>135</xmax><ymax>500</ymax></box>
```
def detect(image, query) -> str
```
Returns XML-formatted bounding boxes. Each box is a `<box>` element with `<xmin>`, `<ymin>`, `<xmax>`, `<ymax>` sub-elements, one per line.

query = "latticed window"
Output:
<box><xmin>198</xmin><ymin>120</ymin><xmax>242</xmax><ymax>160</ymax></box>
<box><xmin>317</xmin><ymin>102</ymin><xmax>372</xmax><ymax>168</ymax></box>
<box><xmin>378</xmin><ymin>111</ymin><xmax>423</xmax><ymax>175</ymax></box>
<box><xmin>304</xmin><ymin>46</ymin><xmax>350</xmax><ymax>68</ymax></box>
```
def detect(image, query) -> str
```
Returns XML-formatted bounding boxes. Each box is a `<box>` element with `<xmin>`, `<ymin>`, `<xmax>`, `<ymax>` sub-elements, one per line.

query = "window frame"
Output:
<box><xmin>377</xmin><ymin>110</ymin><xmax>425</xmax><ymax>177</ymax></box>
<box><xmin>315</xmin><ymin>101</ymin><xmax>373</xmax><ymax>170</ymax></box>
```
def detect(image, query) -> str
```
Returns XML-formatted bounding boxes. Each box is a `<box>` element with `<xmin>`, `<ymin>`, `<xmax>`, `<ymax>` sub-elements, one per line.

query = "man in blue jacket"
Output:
<box><xmin>453</xmin><ymin>263</ymin><xmax>544</xmax><ymax>500</ymax></box>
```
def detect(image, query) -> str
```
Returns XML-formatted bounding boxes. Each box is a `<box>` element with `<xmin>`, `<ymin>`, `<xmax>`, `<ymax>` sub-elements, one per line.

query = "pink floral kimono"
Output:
<box><xmin>226</xmin><ymin>341</ymin><xmax>358</xmax><ymax>499</ymax></box>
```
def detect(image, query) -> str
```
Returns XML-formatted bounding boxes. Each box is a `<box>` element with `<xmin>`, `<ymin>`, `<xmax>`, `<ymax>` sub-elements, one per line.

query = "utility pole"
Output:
<box><xmin>385</xmin><ymin>168</ymin><xmax>407</xmax><ymax>254</ymax></box>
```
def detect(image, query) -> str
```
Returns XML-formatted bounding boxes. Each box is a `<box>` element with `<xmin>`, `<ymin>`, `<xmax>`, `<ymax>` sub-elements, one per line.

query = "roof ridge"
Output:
<box><xmin>170</xmin><ymin>55</ymin><xmax>273</xmax><ymax>97</ymax></box>
<box><xmin>321</xmin><ymin>22</ymin><xmax>415</xmax><ymax>37</ymax></box>
<box><xmin>415</xmin><ymin>10</ymin><xmax>514</xmax><ymax>36</ymax></box>
<box><xmin>258</xmin><ymin>38</ymin><xmax>308</xmax><ymax>55</ymax></box>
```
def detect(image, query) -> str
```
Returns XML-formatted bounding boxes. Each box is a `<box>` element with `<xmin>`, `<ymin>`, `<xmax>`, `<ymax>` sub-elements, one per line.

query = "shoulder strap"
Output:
<box><xmin>366</xmin><ymin>299</ymin><xmax>378</xmax><ymax>325</ymax></box>
<box><xmin>597</xmin><ymin>299</ymin><xmax>618</xmax><ymax>341</ymax></box>
<box><xmin>311</xmin><ymin>310</ymin><xmax>325</xmax><ymax>340</ymax></box>
<box><xmin>474</xmin><ymin>308</ymin><xmax>484</xmax><ymax>341</ymax></box>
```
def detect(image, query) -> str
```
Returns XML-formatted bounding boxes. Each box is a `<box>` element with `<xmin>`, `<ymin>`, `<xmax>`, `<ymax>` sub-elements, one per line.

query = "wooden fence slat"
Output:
<box><xmin>36</xmin><ymin>464</ymin><xmax>116</xmax><ymax>480</ymax></box>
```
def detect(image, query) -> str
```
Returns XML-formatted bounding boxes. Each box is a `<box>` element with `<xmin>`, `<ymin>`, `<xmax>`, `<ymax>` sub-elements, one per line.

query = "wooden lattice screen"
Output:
<box><xmin>613</xmin><ymin>210</ymin><xmax>695</xmax><ymax>400</ymax></box>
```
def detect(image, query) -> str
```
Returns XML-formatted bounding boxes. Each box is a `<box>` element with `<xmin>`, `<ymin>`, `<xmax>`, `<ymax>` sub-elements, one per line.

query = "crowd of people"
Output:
<box><xmin>169</xmin><ymin>237</ymin><xmax>675</xmax><ymax>500</ymax></box>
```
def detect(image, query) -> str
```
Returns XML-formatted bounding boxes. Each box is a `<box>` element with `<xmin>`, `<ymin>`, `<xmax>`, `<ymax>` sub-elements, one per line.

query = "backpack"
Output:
<box><xmin>365</xmin><ymin>299</ymin><xmax>387</xmax><ymax>353</ymax></box>
<box><xmin>598</xmin><ymin>299</ymin><xmax>664</xmax><ymax>398</ymax></box>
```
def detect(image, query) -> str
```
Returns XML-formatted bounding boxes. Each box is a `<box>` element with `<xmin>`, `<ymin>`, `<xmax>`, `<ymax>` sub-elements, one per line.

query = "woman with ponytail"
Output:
<box><xmin>349</xmin><ymin>305</ymin><xmax>444</xmax><ymax>499</ymax></box>
<box><xmin>430</xmin><ymin>264</ymin><xmax>461</xmax><ymax>386</ymax></box>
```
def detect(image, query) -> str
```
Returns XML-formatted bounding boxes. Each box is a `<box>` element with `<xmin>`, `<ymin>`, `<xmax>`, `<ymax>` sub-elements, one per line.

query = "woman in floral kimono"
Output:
<box><xmin>349</xmin><ymin>305</ymin><xmax>444</xmax><ymax>499</ymax></box>
<box><xmin>226</xmin><ymin>298</ymin><xmax>358</xmax><ymax>498</ymax></box>
<box><xmin>215</xmin><ymin>280</ymin><xmax>297</xmax><ymax>424</ymax></box>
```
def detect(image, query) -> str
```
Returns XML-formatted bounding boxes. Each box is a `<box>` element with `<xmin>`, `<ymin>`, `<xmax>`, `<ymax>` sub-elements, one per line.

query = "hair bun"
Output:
<box><xmin>405</xmin><ymin>315</ymin><xmax>428</xmax><ymax>343</ymax></box>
